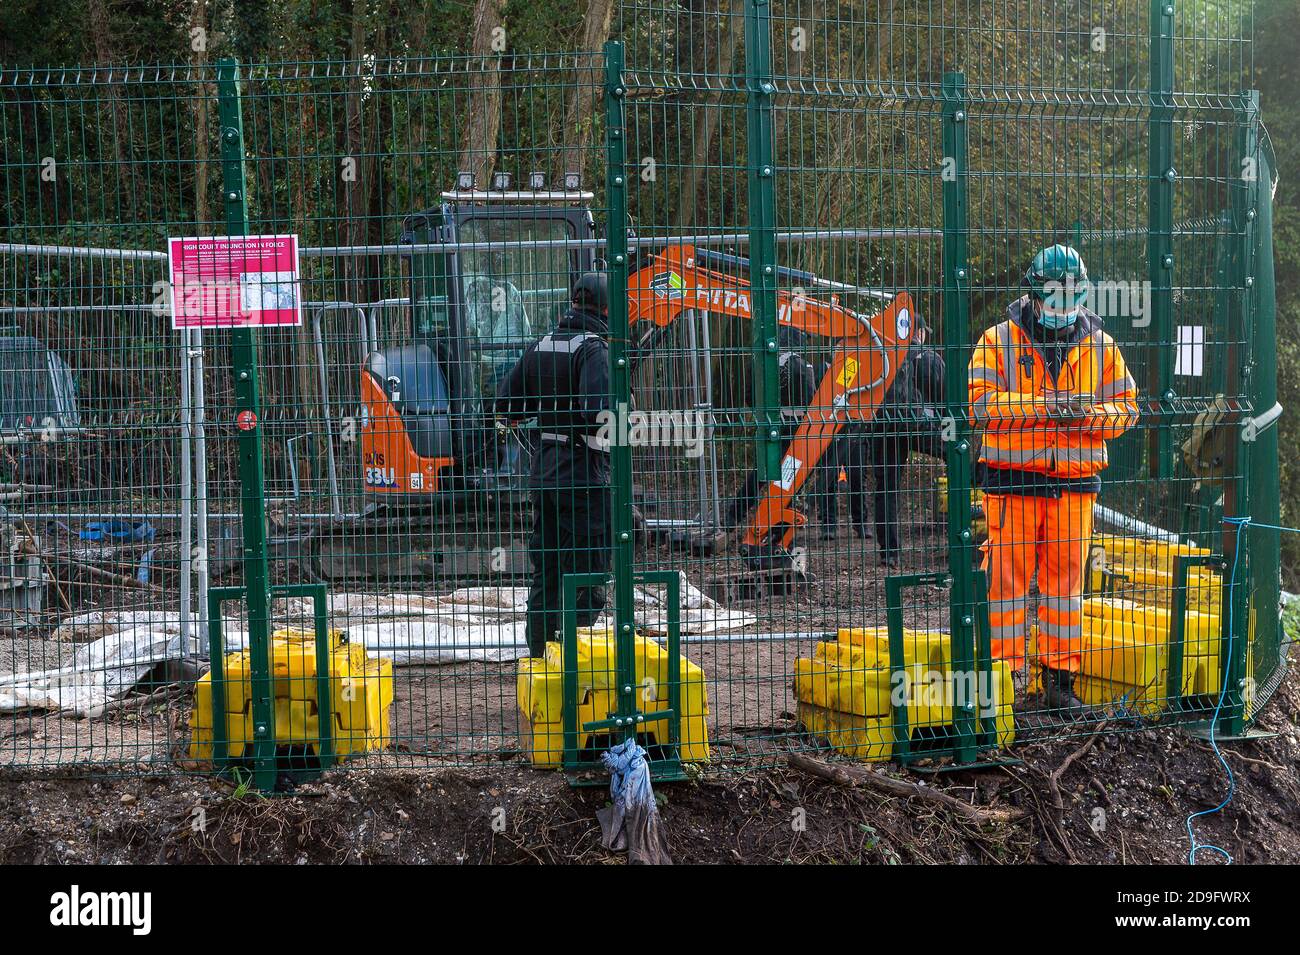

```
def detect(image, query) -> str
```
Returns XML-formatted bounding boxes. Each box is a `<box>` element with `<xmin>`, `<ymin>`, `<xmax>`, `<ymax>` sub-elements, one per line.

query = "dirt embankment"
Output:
<box><xmin>2</xmin><ymin>669</ymin><xmax>1297</xmax><ymax>864</ymax></box>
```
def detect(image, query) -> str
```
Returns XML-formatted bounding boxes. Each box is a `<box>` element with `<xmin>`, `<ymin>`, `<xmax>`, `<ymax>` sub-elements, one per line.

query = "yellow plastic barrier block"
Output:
<box><xmin>796</xmin><ymin>680</ymin><xmax>1015</xmax><ymax>763</ymax></box>
<box><xmin>520</xmin><ymin>628</ymin><xmax>709</xmax><ymax>725</ymax></box>
<box><xmin>1088</xmin><ymin>537</ymin><xmax>1222</xmax><ymax>611</ymax></box>
<box><xmin>189</xmin><ymin>709</ymin><xmax>251</xmax><ymax>761</ymax></box>
<box><xmin>795</xmin><ymin>630</ymin><xmax>1015</xmax><ymax>760</ymax></box>
<box><xmin>796</xmin><ymin>702</ymin><xmax>894</xmax><ymax>761</ymax></box>
<box><xmin>1082</xmin><ymin>596</ymin><xmax>1220</xmax><ymax>648</ymax></box>
<box><xmin>210</xmin><ymin>652</ymin><xmax>254</xmax><ymax>718</ymax></box>
<box><xmin>830</xmin><ymin>627</ymin><xmax>953</xmax><ymax>667</ymax></box>
<box><xmin>795</xmin><ymin>656</ymin><xmax>893</xmax><ymax>718</ymax></box>
<box><xmin>1039</xmin><ymin>600</ymin><xmax>1224</xmax><ymax>715</ymax></box>
<box><xmin>188</xmin><ymin>627</ymin><xmax>393</xmax><ymax>763</ymax></box>
<box><xmin>334</xmin><ymin>658</ymin><xmax>395</xmax><ymax>755</ymax></box>
<box><xmin>1093</xmin><ymin>536</ymin><xmax>1212</xmax><ymax>572</ymax></box>
<box><xmin>517</xmin><ymin>629</ymin><xmax>709</xmax><ymax>769</ymax></box>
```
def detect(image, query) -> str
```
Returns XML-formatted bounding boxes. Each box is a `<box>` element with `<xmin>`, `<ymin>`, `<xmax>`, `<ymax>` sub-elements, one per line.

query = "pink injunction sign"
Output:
<box><xmin>168</xmin><ymin>234</ymin><xmax>302</xmax><ymax>329</ymax></box>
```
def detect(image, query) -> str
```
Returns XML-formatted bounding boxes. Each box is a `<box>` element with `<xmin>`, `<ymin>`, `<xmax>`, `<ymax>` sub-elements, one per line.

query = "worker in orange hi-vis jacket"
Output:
<box><xmin>967</xmin><ymin>245</ymin><xmax>1139</xmax><ymax>715</ymax></box>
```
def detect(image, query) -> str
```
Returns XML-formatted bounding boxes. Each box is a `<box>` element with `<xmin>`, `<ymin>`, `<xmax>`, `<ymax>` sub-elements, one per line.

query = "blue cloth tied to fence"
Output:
<box><xmin>597</xmin><ymin>738</ymin><xmax>672</xmax><ymax>865</ymax></box>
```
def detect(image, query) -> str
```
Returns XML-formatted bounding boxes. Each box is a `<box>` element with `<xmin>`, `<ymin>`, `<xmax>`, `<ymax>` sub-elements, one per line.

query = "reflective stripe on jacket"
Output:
<box><xmin>967</xmin><ymin>297</ymin><xmax>1139</xmax><ymax>480</ymax></box>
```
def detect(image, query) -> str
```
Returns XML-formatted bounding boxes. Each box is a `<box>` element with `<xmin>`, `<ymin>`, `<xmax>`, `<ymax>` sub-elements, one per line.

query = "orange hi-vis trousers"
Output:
<box><xmin>983</xmin><ymin>491</ymin><xmax>1095</xmax><ymax>672</ymax></box>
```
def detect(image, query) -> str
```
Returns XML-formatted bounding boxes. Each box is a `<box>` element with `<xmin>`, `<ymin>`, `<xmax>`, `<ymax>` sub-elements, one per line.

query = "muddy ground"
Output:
<box><xmin>1</xmin><ymin>661</ymin><xmax>1297</xmax><ymax>865</ymax></box>
<box><xmin>3</xmin><ymin>476</ymin><xmax>1298</xmax><ymax>863</ymax></box>
<box><xmin>0</xmin><ymin>484</ymin><xmax>954</xmax><ymax>767</ymax></box>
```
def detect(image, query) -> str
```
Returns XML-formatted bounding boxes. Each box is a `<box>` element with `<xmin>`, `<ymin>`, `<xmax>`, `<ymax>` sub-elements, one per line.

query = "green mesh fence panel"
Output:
<box><xmin>0</xmin><ymin>0</ymin><xmax>1280</xmax><ymax>782</ymax></box>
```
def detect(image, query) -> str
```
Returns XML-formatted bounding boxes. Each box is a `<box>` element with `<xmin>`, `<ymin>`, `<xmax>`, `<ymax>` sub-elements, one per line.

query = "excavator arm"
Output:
<box><xmin>627</xmin><ymin>244</ymin><xmax>915</xmax><ymax>564</ymax></box>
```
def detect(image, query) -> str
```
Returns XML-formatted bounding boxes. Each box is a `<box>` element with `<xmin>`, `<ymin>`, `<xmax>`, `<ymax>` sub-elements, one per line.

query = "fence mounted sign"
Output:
<box><xmin>167</xmin><ymin>234</ymin><xmax>302</xmax><ymax>329</ymax></box>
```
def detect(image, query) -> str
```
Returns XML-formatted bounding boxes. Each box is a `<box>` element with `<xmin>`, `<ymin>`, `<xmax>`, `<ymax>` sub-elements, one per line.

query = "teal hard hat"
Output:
<box><xmin>1025</xmin><ymin>244</ymin><xmax>1090</xmax><ymax>315</ymax></box>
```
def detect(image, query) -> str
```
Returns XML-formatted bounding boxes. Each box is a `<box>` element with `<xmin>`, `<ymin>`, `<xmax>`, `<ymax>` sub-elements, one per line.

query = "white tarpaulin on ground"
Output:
<box><xmin>0</xmin><ymin>574</ymin><xmax>754</xmax><ymax>716</ymax></box>
<box><xmin>263</xmin><ymin>575</ymin><xmax>756</xmax><ymax>664</ymax></box>
<box><xmin>0</xmin><ymin>612</ymin><xmax>200</xmax><ymax>718</ymax></box>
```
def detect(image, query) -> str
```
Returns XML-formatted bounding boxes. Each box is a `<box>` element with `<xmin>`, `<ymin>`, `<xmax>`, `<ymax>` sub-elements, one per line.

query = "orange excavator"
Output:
<box><xmin>626</xmin><ymin>244</ymin><xmax>914</xmax><ymax>566</ymax></box>
<box><xmin>335</xmin><ymin>184</ymin><xmax>913</xmax><ymax>580</ymax></box>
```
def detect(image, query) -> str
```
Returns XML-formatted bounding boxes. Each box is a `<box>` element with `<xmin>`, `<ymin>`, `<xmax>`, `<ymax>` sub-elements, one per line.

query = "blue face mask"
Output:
<box><xmin>1034</xmin><ymin>300</ymin><xmax>1076</xmax><ymax>330</ymax></box>
<box><xmin>1037</xmin><ymin>305</ymin><xmax>1079</xmax><ymax>331</ymax></box>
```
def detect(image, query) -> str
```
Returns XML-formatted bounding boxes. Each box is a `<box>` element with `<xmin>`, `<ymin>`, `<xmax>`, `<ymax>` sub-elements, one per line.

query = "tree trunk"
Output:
<box><xmin>87</xmin><ymin>0</ymin><xmax>136</xmax><ymax>224</ymax></box>
<box><xmin>806</xmin><ymin>0</ymin><xmax>897</xmax><ymax>278</ymax></box>
<box><xmin>342</xmin><ymin>3</ymin><xmax>379</xmax><ymax>306</ymax></box>
<box><xmin>675</xmin><ymin>0</ymin><xmax>743</xmax><ymax>232</ymax></box>
<box><xmin>190</xmin><ymin>0</ymin><xmax>210</xmax><ymax>230</ymax></box>
<box><xmin>293</xmin><ymin>65</ymin><xmax>317</xmax><ymax>483</ymax></box>
<box><xmin>553</xmin><ymin>0</ymin><xmax>616</xmax><ymax>188</ymax></box>
<box><xmin>456</xmin><ymin>0</ymin><xmax>506</xmax><ymax>188</ymax></box>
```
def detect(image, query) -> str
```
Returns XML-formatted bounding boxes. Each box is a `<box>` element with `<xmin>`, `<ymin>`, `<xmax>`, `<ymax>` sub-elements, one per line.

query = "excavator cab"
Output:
<box><xmin>361</xmin><ymin>175</ymin><xmax>596</xmax><ymax>503</ymax></box>
<box><xmin>355</xmin><ymin>180</ymin><xmax>914</xmax><ymax>576</ymax></box>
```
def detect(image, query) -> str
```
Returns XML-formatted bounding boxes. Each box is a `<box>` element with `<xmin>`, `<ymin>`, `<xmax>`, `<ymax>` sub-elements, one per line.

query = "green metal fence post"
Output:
<box><xmin>941</xmin><ymin>72</ymin><xmax>979</xmax><ymax>762</ymax></box>
<box><xmin>216</xmin><ymin>59</ymin><xmax>277</xmax><ymax>792</ymax></box>
<box><xmin>1146</xmin><ymin>0</ymin><xmax>1176</xmax><ymax>479</ymax></box>
<box><xmin>744</xmin><ymin>0</ymin><xmax>782</xmax><ymax>486</ymax></box>
<box><xmin>603</xmin><ymin>40</ymin><xmax>638</xmax><ymax>747</ymax></box>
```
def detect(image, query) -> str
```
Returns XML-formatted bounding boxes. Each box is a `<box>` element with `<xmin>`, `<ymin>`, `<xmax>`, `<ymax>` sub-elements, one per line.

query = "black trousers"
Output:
<box><xmin>842</xmin><ymin>432</ymin><xmax>872</xmax><ymax>532</ymax></box>
<box><xmin>869</xmin><ymin>434</ymin><xmax>908</xmax><ymax>558</ymax></box>
<box><xmin>526</xmin><ymin>486</ymin><xmax>612</xmax><ymax>656</ymax></box>
<box><xmin>864</xmin><ymin>424</ymin><xmax>947</xmax><ymax>560</ymax></box>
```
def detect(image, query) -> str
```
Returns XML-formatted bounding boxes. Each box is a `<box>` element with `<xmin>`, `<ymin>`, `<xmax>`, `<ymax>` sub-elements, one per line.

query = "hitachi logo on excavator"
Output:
<box><xmin>702</xmin><ymin>287</ymin><xmax>752</xmax><ymax>314</ymax></box>
<box><xmin>698</xmin><ymin>288</ymin><xmax>803</xmax><ymax>320</ymax></box>
<box><xmin>649</xmin><ymin>270</ymin><xmax>687</xmax><ymax>301</ymax></box>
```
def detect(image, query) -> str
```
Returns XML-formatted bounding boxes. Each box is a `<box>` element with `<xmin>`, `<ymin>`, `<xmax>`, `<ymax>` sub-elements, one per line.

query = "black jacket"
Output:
<box><xmin>494</xmin><ymin>306</ymin><xmax>611</xmax><ymax>488</ymax></box>
<box><xmin>866</xmin><ymin>342</ymin><xmax>946</xmax><ymax>437</ymax></box>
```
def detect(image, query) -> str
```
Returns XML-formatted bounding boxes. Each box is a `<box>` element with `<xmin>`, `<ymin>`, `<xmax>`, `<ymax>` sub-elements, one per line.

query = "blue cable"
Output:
<box><xmin>1185</xmin><ymin>516</ymin><xmax>1250</xmax><ymax>865</ymax></box>
<box><xmin>1186</xmin><ymin>514</ymin><xmax>1300</xmax><ymax>863</ymax></box>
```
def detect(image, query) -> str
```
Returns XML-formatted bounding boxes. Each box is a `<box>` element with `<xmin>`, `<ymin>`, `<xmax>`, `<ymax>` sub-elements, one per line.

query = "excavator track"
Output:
<box><xmin>298</xmin><ymin>498</ymin><xmax>533</xmax><ymax>585</ymax></box>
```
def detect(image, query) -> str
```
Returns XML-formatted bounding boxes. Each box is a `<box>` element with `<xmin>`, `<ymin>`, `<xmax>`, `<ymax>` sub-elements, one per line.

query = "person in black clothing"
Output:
<box><xmin>858</xmin><ymin>315</ymin><xmax>947</xmax><ymax>566</ymax></box>
<box><xmin>494</xmin><ymin>272</ymin><xmax>612</xmax><ymax>657</ymax></box>
<box><xmin>839</xmin><ymin>426</ymin><xmax>872</xmax><ymax>538</ymax></box>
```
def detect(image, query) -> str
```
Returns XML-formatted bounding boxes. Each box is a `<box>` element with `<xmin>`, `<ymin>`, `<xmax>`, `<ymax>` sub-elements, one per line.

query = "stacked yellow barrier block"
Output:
<box><xmin>516</xmin><ymin>628</ymin><xmax>709</xmax><ymax>769</ymax></box>
<box><xmin>190</xmin><ymin>627</ymin><xmax>394</xmax><ymax>761</ymax></box>
<box><xmin>794</xmin><ymin>628</ymin><xmax>1014</xmax><ymax>761</ymax></box>
<box><xmin>1065</xmin><ymin>596</ymin><xmax>1235</xmax><ymax>715</ymax></box>
<box><xmin>1074</xmin><ymin>535</ymin><xmax>1250</xmax><ymax>714</ymax></box>
<box><xmin>1087</xmin><ymin>536</ymin><xmax>1221</xmax><ymax>613</ymax></box>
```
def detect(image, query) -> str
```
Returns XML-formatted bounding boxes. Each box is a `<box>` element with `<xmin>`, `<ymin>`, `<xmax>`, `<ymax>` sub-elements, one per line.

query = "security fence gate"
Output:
<box><xmin>0</xmin><ymin>0</ymin><xmax>1284</xmax><ymax>788</ymax></box>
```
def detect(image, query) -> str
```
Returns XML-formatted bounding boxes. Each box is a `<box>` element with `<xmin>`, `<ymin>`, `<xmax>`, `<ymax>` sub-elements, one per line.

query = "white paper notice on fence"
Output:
<box><xmin>1174</xmin><ymin>325</ymin><xmax>1205</xmax><ymax>377</ymax></box>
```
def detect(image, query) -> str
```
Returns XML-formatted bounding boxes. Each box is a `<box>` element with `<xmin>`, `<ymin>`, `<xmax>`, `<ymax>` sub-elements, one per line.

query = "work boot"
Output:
<box><xmin>1038</xmin><ymin>666</ymin><xmax>1093</xmax><ymax>719</ymax></box>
